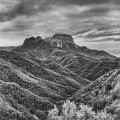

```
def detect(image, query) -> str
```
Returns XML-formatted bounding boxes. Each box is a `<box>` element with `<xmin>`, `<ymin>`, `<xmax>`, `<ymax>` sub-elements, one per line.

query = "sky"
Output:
<box><xmin>0</xmin><ymin>0</ymin><xmax>120</xmax><ymax>57</ymax></box>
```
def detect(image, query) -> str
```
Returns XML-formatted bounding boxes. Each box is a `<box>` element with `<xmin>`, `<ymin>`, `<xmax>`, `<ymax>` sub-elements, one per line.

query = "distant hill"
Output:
<box><xmin>0</xmin><ymin>46</ymin><xmax>14</xmax><ymax>51</ymax></box>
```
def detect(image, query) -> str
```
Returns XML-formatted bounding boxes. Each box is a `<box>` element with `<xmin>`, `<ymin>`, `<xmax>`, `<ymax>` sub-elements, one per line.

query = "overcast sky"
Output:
<box><xmin>0</xmin><ymin>0</ymin><xmax>120</xmax><ymax>56</ymax></box>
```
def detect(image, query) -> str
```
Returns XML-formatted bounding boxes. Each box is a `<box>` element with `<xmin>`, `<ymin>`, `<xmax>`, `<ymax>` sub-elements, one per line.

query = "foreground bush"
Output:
<box><xmin>47</xmin><ymin>100</ymin><xmax>115</xmax><ymax>120</ymax></box>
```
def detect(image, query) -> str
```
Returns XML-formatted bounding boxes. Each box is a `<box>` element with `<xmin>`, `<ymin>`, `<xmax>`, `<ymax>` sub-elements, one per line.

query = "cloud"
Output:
<box><xmin>0</xmin><ymin>0</ymin><xmax>51</xmax><ymax>22</ymax></box>
<box><xmin>0</xmin><ymin>0</ymin><xmax>120</xmax><ymax>46</ymax></box>
<box><xmin>47</xmin><ymin>0</ymin><xmax>113</xmax><ymax>5</ymax></box>
<box><xmin>0</xmin><ymin>0</ymin><xmax>19</xmax><ymax>13</ymax></box>
<box><xmin>0</xmin><ymin>0</ymin><xmax>119</xmax><ymax>22</ymax></box>
<box><xmin>0</xmin><ymin>4</ymin><xmax>92</xmax><ymax>35</ymax></box>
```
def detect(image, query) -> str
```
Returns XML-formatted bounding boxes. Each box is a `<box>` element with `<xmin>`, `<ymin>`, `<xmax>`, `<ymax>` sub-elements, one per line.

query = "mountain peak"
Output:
<box><xmin>53</xmin><ymin>33</ymin><xmax>74</xmax><ymax>44</ymax></box>
<box><xmin>12</xmin><ymin>36</ymin><xmax>53</xmax><ymax>54</ymax></box>
<box><xmin>23</xmin><ymin>36</ymin><xmax>42</xmax><ymax>47</ymax></box>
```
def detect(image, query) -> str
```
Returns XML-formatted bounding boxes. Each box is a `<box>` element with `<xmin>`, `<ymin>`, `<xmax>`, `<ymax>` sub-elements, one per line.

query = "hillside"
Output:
<box><xmin>70</xmin><ymin>69</ymin><xmax>120</xmax><ymax>112</ymax></box>
<box><xmin>50</xmin><ymin>50</ymin><xmax>119</xmax><ymax>81</ymax></box>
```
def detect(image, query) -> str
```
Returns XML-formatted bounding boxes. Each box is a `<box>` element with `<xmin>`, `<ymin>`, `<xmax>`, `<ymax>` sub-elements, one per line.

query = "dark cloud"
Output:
<box><xmin>47</xmin><ymin>0</ymin><xmax>112</xmax><ymax>5</ymax></box>
<box><xmin>13</xmin><ymin>0</ymin><xmax>49</xmax><ymax>15</ymax></box>
<box><xmin>2</xmin><ymin>20</ymin><xmax>32</xmax><ymax>32</ymax></box>
<box><xmin>0</xmin><ymin>0</ymin><xmax>51</xmax><ymax>22</ymax></box>
<box><xmin>0</xmin><ymin>0</ymin><xmax>119</xmax><ymax>22</ymax></box>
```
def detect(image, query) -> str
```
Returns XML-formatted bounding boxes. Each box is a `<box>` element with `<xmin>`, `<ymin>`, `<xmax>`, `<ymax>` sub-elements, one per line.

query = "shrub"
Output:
<box><xmin>48</xmin><ymin>105</ymin><xmax>59</xmax><ymax>120</ymax></box>
<box><xmin>36</xmin><ymin>110</ymin><xmax>47</xmax><ymax>120</ymax></box>
<box><xmin>62</xmin><ymin>100</ymin><xmax>77</xmax><ymax>120</ymax></box>
<box><xmin>47</xmin><ymin>100</ymin><xmax>115</xmax><ymax>120</ymax></box>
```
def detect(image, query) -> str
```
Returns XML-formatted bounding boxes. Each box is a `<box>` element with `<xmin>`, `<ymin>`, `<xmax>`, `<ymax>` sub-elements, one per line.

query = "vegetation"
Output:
<box><xmin>47</xmin><ymin>100</ymin><xmax>116</xmax><ymax>120</ymax></box>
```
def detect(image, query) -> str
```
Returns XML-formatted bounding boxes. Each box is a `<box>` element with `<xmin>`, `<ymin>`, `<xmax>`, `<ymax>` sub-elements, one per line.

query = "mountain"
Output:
<box><xmin>12</xmin><ymin>36</ymin><xmax>52</xmax><ymax>55</ymax></box>
<box><xmin>48</xmin><ymin>33</ymin><xmax>117</xmax><ymax>60</ymax></box>
<box><xmin>0</xmin><ymin>33</ymin><xmax>119</xmax><ymax>119</ymax></box>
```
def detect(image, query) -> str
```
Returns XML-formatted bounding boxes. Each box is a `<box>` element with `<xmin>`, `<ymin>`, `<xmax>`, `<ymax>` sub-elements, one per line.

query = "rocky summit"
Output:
<box><xmin>23</xmin><ymin>36</ymin><xmax>42</xmax><ymax>47</ymax></box>
<box><xmin>53</xmin><ymin>33</ymin><xmax>75</xmax><ymax>43</ymax></box>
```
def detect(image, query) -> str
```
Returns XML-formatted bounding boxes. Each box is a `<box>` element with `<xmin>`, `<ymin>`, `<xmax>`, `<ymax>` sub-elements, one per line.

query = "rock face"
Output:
<box><xmin>51</xmin><ymin>39</ymin><xmax>62</xmax><ymax>47</ymax></box>
<box><xmin>46</xmin><ymin>38</ymin><xmax>63</xmax><ymax>47</ymax></box>
<box><xmin>53</xmin><ymin>34</ymin><xmax>74</xmax><ymax>44</ymax></box>
<box><xmin>12</xmin><ymin>36</ymin><xmax>53</xmax><ymax>55</ymax></box>
<box><xmin>23</xmin><ymin>36</ymin><xmax>42</xmax><ymax>48</ymax></box>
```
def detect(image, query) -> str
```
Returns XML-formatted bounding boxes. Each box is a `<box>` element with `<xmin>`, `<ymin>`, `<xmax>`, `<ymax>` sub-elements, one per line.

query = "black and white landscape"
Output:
<box><xmin>0</xmin><ymin>0</ymin><xmax>120</xmax><ymax>120</ymax></box>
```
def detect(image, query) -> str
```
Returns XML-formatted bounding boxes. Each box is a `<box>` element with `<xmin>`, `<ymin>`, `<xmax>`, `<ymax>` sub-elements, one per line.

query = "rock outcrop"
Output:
<box><xmin>12</xmin><ymin>36</ymin><xmax>52</xmax><ymax>55</ymax></box>
<box><xmin>23</xmin><ymin>36</ymin><xmax>42</xmax><ymax>48</ymax></box>
<box><xmin>53</xmin><ymin>34</ymin><xmax>74</xmax><ymax>44</ymax></box>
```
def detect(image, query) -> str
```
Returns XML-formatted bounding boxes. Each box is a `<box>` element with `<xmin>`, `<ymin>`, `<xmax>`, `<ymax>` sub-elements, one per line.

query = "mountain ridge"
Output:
<box><xmin>10</xmin><ymin>33</ymin><xmax>117</xmax><ymax>60</ymax></box>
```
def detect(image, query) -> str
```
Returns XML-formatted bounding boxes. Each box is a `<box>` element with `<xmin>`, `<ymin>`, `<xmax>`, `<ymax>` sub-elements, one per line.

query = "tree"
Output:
<box><xmin>62</xmin><ymin>100</ymin><xmax>77</xmax><ymax>120</ymax></box>
<box><xmin>48</xmin><ymin>105</ymin><xmax>59</xmax><ymax>120</ymax></box>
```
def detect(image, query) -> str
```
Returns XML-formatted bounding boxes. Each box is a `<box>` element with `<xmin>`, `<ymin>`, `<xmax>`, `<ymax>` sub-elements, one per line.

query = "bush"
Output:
<box><xmin>47</xmin><ymin>100</ymin><xmax>115</xmax><ymax>120</ymax></box>
<box><xmin>48</xmin><ymin>105</ymin><xmax>59</xmax><ymax>120</ymax></box>
<box><xmin>36</xmin><ymin>110</ymin><xmax>47</xmax><ymax>120</ymax></box>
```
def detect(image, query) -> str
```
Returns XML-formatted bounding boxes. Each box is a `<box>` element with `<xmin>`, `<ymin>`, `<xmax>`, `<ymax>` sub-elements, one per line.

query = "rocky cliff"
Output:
<box><xmin>53</xmin><ymin>34</ymin><xmax>75</xmax><ymax>43</ymax></box>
